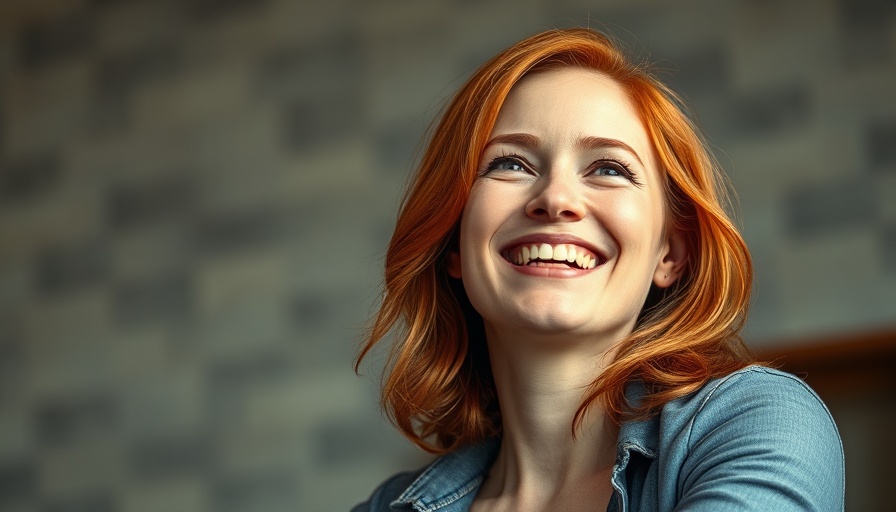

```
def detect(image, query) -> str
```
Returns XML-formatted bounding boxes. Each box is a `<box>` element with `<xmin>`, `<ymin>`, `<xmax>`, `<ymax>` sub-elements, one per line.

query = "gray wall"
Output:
<box><xmin>0</xmin><ymin>0</ymin><xmax>893</xmax><ymax>510</ymax></box>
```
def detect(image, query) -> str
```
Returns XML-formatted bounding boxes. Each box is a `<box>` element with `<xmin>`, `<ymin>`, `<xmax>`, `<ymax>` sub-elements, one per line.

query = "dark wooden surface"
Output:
<box><xmin>755</xmin><ymin>327</ymin><xmax>896</xmax><ymax>398</ymax></box>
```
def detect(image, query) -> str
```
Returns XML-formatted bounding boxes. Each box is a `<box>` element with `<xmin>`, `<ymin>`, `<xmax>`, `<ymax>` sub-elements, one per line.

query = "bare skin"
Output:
<box><xmin>468</xmin><ymin>325</ymin><xmax>620</xmax><ymax>511</ymax></box>
<box><xmin>449</xmin><ymin>68</ymin><xmax>686</xmax><ymax>511</ymax></box>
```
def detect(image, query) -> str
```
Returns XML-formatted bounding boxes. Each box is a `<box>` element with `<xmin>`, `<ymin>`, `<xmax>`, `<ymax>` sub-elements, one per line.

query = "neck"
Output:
<box><xmin>477</xmin><ymin>323</ymin><xmax>621</xmax><ymax>503</ymax></box>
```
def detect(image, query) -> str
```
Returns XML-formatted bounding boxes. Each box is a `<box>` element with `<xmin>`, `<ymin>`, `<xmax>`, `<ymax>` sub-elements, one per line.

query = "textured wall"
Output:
<box><xmin>0</xmin><ymin>0</ymin><xmax>893</xmax><ymax>510</ymax></box>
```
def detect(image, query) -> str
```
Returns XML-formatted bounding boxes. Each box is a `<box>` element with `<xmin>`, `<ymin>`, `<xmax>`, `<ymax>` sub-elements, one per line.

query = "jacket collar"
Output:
<box><xmin>616</xmin><ymin>380</ymin><xmax>659</xmax><ymax>458</ymax></box>
<box><xmin>391</xmin><ymin>439</ymin><xmax>500</xmax><ymax>511</ymax></box>
<box><xmin>392</xmin><ymin>382</ymin><xmax>659</xmax><ymax>511</ymax></box>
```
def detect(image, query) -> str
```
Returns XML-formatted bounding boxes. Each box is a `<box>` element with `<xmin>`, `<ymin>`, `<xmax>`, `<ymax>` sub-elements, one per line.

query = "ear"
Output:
<box><xmin>446</xmin><ymin>250</ymin><xmax>462</xmax><ymax>279</ymax></box>
<box><xmin>653</xmin><ymin>231</ymin><xmax>687</xmax><ymax>289</ymax></box>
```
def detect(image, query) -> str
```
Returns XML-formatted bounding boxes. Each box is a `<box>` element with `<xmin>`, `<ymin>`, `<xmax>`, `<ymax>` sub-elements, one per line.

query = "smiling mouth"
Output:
<box><xmin>501</xmin><ymin>243</ymin><xmax>602</xmax><ymax>270</ymax></box>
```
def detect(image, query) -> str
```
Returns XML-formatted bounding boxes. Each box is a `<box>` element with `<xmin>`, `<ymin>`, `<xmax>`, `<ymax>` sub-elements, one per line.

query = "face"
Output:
<box><xmin>448</xmin><ymin>67</ymin><xmax>684</xmax><ymax>343</ymax></box>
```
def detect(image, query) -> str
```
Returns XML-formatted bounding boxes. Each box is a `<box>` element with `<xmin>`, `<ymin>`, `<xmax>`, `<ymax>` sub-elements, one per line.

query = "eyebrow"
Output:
<box><xmin>485</xmin><ymin>133</ymin><xmax>541</xmax><ymax>148</ymax></box>
<box><xmin>485</xmin><ymin>133</ymin><xmax>644</xmax><ymax>166</ymax></box>
<box><xmin>577</xmin><ymin>136</ymin><xmax>644</xmax><ymax>166</ymax></box>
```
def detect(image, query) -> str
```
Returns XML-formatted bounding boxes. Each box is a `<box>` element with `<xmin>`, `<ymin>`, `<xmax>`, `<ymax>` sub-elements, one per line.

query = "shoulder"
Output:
<box><xmin>663</xmin><ymin>366</ymin><xmax>845</xmax><ymax>511</ymax></box>
<box><xmin>685</xmin><ymin>365</ymin><xmax>832</xmax><ymax>413</ymax></box>
<box><xmin>351</xmin><ymin>469</ymin><xmax>421</xmax><ymax>512</ymax></box>
<box><xmin>685</xmin><ymin>366</ymin><xmax>840</xmax><ymax>440</ymax></box>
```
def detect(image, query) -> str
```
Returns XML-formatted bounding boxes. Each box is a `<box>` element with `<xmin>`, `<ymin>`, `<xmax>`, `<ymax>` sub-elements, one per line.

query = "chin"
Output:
<box><xmin>501</xmin><ymin>306</ymin><xmax>597</xmax><ymax>336</ymax></box>
<box><xmin>479</xmin><ymin>296</ymin><xmax>639</xmax><ymax>341</ymax></box>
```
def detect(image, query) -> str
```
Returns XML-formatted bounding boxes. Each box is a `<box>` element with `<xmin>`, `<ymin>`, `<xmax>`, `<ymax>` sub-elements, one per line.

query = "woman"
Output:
<box><xmin>353</xmin><ymin>28</ymin><xmax>844</xmax><ymax>511</ymax></box>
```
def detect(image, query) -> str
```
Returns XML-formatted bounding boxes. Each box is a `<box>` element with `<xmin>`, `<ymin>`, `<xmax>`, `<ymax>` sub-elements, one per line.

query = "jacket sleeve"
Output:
<box><xmin>675</xmin><ymin>368</ymin><xmax>844</xmax><ymax>512</ymax></box>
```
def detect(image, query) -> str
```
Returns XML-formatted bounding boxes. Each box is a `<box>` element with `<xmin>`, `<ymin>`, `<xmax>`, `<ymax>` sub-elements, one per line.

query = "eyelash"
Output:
<box><xmin>480</xmin><ymin>153</ymin><xmax>532</xmax><ymax>176</ymax></box>
<box><xmin>481</xmin><ymin>153</ymin><xmax>641</xmax><ymax>186</ymax></box>
<box><xmin>591</xmin><ymin>158</ymin><xmax>641</xmax><ymax>185</ymax></box>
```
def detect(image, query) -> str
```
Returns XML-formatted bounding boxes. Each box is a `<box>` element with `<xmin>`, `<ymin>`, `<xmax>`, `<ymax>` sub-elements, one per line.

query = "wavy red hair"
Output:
<box><xmin>356</xmin><ymin>28</ymin><xmax>755</xmax><ymax>454</ymax></box>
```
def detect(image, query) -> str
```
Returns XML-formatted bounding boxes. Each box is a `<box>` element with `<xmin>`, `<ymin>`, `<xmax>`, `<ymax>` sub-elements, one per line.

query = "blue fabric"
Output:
<box><xmin>353</xmin><ymin>366</ymin><xmax>844</xmax><ymax>511</ymax></box>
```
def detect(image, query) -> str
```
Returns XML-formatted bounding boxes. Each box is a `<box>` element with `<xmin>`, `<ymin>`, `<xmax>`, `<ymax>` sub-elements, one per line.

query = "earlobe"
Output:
<box><xmin>446</xmin><ymin>250</ymin><xmax>462</xmax><ymax>279</ymax></box>
<box><xmin>653</xmin><ymin>232</ymin><xmax>687</xmax><ymax>289</ymax></box>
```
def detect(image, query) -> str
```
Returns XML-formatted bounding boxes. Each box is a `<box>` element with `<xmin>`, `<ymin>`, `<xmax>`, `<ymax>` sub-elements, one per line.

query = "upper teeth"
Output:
<box><xmin>508</xmin><ymin>243</ymin><xmax>597</xmax><ymax>269</ymax></box>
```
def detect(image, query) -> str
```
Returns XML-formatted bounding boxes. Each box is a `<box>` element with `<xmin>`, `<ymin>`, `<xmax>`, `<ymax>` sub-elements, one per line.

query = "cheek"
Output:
<box><xmin>612</xmin><ymin>198</ymin><xmax>644</xmax><ymax>223</ymax></box>
<box><xmin>456</xmin><ymin>192</ymin><xmax>491</xmax><ymax>278</ymax></box>
<box><xmin>458</xmin><ymin>192</ymin><xmax>486</xmax><ymax>250</ymax></box>
<box><xmin>608</xmin><ymin>196</ymin><xmax>667</xmax><ymax>254</ymax></box>
<box><xmin>459</xmin><ymin>184</ymin><xmax>507</xmax><ymax>252</ymax></box>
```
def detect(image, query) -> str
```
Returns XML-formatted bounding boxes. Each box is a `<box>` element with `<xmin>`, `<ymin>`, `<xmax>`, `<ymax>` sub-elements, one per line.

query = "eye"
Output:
<box><xmin>479</xmin><ymin>153</ymin><xmax>536</xmax><ymax>179</ymax></box>
<box><xmin>483</xmin><ymin>155</ymin><xmax>532</xmax><ymax>175</ymax></box>
<box><xmin>590</xmin><ymin>159</ymin><xmax>641</xmax><ymax>186</ymax></box>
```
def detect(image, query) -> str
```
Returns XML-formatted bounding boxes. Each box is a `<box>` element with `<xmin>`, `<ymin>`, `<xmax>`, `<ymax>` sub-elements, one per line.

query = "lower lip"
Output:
<box><xmin>503</xmin><ymin>258</ymin><xmax>598</xmax><ymax>277</ymax></box>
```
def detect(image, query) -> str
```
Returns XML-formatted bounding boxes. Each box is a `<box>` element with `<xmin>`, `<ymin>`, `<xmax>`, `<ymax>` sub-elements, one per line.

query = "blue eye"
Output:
<box><xmin>487</xmin><ymin>156</ymin><xmax>527</xmax><ymax>173</ymax></box>
<box><xmin>594</xmin><ymin>165</ymin><xmax>624</xmax><ymax>176</ymax></box>
<box><xmin>590</xmin><ymin>159</ymin><xmax>641</xmax><ymax>185</ymax></box>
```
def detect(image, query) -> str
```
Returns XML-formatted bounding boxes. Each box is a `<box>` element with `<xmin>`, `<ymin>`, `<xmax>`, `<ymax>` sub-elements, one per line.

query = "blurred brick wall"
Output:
<box><xmin>0</xmin><ymin>0</ymin><xmax>893</xmax><ymax>510</ymax></box>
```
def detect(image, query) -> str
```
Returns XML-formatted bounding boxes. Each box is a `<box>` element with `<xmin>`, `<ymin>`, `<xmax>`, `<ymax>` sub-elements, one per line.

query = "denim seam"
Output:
<box><xmin>683</xmin><ymin>365</ymin><xmax>846</xmax><ymax>508</ymax></box>
<box><xmin>393</xmin><ymin>453</ymin><xmax>485</xmax><ymax>511</ymax></box>
<box><xmin>685</xmin><ymin>366</ymin><xmax>751</xmax><ymax>450</ymax></box>
<box><xmin>393</xmin><ymin>456</ymin><xmax>445</xmax><ymax>507</ymax></box>
<box><xmin>420</xmin><ymin>475</ymin><xmax>484</xmax><ymax>512</ymax></box>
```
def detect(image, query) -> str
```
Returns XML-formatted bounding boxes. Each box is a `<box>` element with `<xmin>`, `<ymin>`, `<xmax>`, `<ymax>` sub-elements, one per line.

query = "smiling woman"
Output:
<box><xmin>353</xmin><ymin>29</ymin><xmax>844</xmax><ymax>512</ymax></box>
<box><xmin>449</xmin><ymin>68</ymin><xmax>678</xmax><ymax>345</ymax></box>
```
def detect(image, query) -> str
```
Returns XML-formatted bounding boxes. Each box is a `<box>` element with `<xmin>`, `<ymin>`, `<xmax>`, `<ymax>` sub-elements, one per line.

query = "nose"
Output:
<box><xmin>525</xmin><ymin>172</ymin><xmax>586</xmax><ymax>221</ymax></box>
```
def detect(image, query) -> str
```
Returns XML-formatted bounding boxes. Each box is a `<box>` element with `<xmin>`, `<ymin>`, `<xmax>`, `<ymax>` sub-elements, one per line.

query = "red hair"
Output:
<box><xmin>356</xmin><ymin>28</ymin><xmax>755</xmax><ymax>454</ymax></box>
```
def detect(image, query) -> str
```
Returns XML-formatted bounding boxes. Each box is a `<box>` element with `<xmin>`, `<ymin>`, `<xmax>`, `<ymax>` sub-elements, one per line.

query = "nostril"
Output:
<box><xmin>528</xmin><ymin>205</ymin><xmax>580</xmax><ymax>220</ymax></box>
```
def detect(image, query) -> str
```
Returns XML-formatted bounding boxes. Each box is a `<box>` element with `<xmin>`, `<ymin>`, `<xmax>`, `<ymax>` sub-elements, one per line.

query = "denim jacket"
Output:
<box><xmin>353</xmin><ymin>366</ymin><xmax>845</xmax><ymax>511</ymax></box>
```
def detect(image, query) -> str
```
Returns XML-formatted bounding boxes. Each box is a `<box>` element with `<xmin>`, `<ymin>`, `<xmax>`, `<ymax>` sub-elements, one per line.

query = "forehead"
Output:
<box><xmin>492</xmin><ymin>67</ymin><xmax>655</xmax><ymax>162</ymax></box>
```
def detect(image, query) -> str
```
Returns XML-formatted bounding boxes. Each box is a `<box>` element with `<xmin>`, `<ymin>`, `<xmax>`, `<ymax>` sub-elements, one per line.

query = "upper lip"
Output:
<box><xmin>500</xmin><ymin>233</ymin><xmax>607</xmax><ymax>261</ymax></box>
